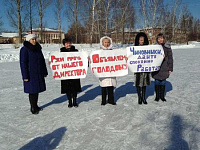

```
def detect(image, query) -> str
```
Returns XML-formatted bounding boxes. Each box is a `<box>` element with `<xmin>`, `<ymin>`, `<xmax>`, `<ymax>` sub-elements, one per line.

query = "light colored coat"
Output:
<box><xmin>99</xmin><ymin>36</ymin><xmax>117</xmax><ymax>87</ymax></box>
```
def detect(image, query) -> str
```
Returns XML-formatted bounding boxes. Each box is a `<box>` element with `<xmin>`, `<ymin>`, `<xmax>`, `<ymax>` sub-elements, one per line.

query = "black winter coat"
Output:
<box><xmin>60</xmin><ymin>46</ymin><xmax>82</xmax><ymax>94</ymax></box>
<box><xmin>20</xmin><ymin>41</ymin><xmax>48</xmax><ymax>94</ymax></box>
<box><xmin>134</xmin><ymin>32</ymin><xmax>151</xmax><ymax>87</ymax></box>
<box><xmin>152</xmin><ymin>42</ymin><xmax>173</xmax><ymax>80</ymax></box>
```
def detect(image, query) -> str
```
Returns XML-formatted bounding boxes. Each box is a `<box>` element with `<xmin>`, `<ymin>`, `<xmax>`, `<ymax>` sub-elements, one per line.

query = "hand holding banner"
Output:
<box><xmin>49</xmin><ymin>51</ymin><xmax>88</xmax><ymax>80</ymax></box>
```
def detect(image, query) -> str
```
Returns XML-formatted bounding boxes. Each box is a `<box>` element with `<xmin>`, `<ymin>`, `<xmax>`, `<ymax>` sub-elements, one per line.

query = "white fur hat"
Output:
<box><xmin>26</xmin><ymin>34</ymin><xmax>37</xmax><ymax>41</ymax></box>
<box><xmin>100</xmin><ymin>36</ymin><xmax>113</xmax><ymax>50</ymax></box>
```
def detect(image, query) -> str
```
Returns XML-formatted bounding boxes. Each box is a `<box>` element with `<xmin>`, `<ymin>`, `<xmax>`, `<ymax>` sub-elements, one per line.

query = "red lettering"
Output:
<box><xmin>110</xmin><ymin>66</ymin><xmax>115</xmax><ymax>72</ymax></box>
<box><xmin>60</xmin><ymin>72</ymin><xmax>65</xmax><ymax>77</ymax></box>
<box><xmin>106</xmin><ymin>66</ymin><xmax>110</xmax><ymax>72</ymax></box>
<box><xmin>51</xmin><ymin>55</ymin><xmax>55</xmax><ymax>62</ymax></box>
<box><xmin>102</xmin><ymin>66</ymin><xmax>106</xmax><ymax>72</ymax></box>
<box><xmin>53</xmin><ymin>72</ymin><xmax>60</xmax><ymax>78</ymax></box>
<box><xmin>52</xmin><ymin>64</ymin><xmax>59</xmax><ymax>70</ymax></box>
<box><xmin>97</xmin><ymin>67</ymin><xmax>102</xmax><ymax>73</ymax></box>
<box><xmin>82</xmin><ymin>69</ymin><xmax>86</xmax><ymax>75</ymax></box>
<box><xmin>92</xmin><ymin>67</ymin><xmax>96</xmax><ymax>73</ymax></box>
<box><xmin>79</xmin><ymin>61</ymin><xmax>83</xmax><ymax>66</ymax></box>
<box><xmin>92</xmin><ymin>54</ymin><xmax>99</xmax><ymax>63</ymax></box>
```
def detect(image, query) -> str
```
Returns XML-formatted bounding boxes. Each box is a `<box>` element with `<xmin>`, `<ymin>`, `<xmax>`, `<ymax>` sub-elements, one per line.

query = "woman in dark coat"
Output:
<box><xmin>152</xmin><ymin>33</ymin><xmax>173</xmax><ymax>102</ymax></box>
<box><xmin>20</xmin><ymin>34</ymin><xmax>48</xmax><ymax>114</ymax></box>
<box><xmin>60</xmin><ymin>38</ymin><xmax>82</xmax><ymax>108</ymax></box>
<box><xmin>134</xmin><ymin>32</ymin><xmax>150</xmax><ymax>105</ymax></box>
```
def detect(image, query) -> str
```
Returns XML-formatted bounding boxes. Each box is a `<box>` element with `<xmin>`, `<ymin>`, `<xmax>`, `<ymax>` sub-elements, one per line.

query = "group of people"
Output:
<box><xmin>20</xmin><ymin>32</ymin><xmax>173</xmax><ymax>115</ymax></box>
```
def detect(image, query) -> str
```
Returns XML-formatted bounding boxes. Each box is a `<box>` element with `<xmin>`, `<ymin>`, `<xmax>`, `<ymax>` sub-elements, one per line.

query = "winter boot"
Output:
<box><xmin>136</xmin><ymin>86</ymin><xmax>142</xmax><ymax>105</ymax></box>
<box><xmin>142</xmin><ymin>86</ymin><xmax>148</xmax><ymax>104</ymax></box>
<box><xmin>160</xmin><ymin>85</ymin><xmax>166</xmax><ymax>102</ymax></box>
<box><xmin>107</xmin><ymin>87</ymin><xmax>116</xmax><ymax>105</ymax></box>
<box><xmin>73</xmin><ymin>97</ymin><xmax>78</xmax><ymax>107</ymax></box>
<box><xmin>67</xmin><ymin>93</ymin><xmax>73</xmax><ymax>108</ymax></box>
<box><xmin>101</xmin><ymin>87</ymin><xmax>107</xmax><ymax>105</ymax></box>
<box><xmin>29</xmin><ymin>94</ymin><xmax>39</xmax><ymax>114</ymax></box>
<box><xmin>35</xmin><ymin>94</ymin><xmax>43</xmax><ymax>111</ymax></box>
<box><xmin>29</xmin><ymin>100</ymin><xmax>39</xmax><ymax>114</ymax></box>
<box><xmin>154</xmin><ymin>85</ymin><xmax>160</xmax><ymax>102</ymax></box>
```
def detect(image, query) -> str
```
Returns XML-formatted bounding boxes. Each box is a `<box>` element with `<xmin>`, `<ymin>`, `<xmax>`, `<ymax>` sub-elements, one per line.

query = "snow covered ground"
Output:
<box><xmin>0</xmin><ymin>43</ymin><xmax>200</xmax><ymax>150</ymax></box>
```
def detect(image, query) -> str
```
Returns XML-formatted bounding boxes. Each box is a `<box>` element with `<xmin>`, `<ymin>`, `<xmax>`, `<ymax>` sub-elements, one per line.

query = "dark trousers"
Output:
<box><xmin>29</xmin><ymin>94</ymin><xmax>39</xmax><ymax>103</ymax></box>
<box><xmin>101</xmin><ymin>86</ymin><xmax>114</xmax><ymax>103</ymax></box>
<box><xmin>66</xmin><ymin>92</ymin><xmax>77</xmax><ymax>100</ymax></box>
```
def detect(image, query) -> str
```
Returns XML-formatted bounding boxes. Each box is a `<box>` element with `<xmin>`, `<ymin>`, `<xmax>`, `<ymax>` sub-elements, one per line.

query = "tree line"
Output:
<box><xmin>2</xmin><ymin>0</ymin><xmax>200</xmax><ymax>44</ymax></box>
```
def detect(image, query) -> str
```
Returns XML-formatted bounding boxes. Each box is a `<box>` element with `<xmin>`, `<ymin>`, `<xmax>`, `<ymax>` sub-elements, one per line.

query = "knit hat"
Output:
<box><xmin>26</xmin><ymin>34</ymin><xmax>37</xmax><ymax>41</ymax></box>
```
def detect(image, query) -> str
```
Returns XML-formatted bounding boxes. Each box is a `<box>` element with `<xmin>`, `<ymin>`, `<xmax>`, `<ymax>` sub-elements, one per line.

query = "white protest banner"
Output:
<box><xmin>49</xmin><ymin>51</ymin><xmax>88</xmax><ymax>80</ymax></box>
<box><xmin>90</xmin><ymin>49</ymin><xmax>128</xmax><ymax>77</ymax></box>
<box><xmin>127</xmin><ymin>45</ymin><xmax>164</xmax><ymax>73</ymax></box>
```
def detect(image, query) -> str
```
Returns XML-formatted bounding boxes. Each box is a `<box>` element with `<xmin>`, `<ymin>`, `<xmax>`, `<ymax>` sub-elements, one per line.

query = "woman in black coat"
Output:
<box><xmin>134</xmin><ymin>32</ymin><xmax>150</xmax><ymax>105</ymax></box>
<box><xmin>152</xmin><ymin>33</ymin><xmax>173</xmax><ymax>102</ymax></box>
<box><xmin>60</xmin><ymin>38</ymin><xmax>82</xmax><ymax>108</ymax></box>
<box><xmin>20</xmin><ymin>34</ymin><xmax>48</xmax><ymax>114</ymax></box>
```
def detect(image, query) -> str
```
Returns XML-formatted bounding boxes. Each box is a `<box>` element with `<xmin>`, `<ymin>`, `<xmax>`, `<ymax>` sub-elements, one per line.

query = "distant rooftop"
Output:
<box><xmin>111</xmin><ymin>28</ymin><xmax>140</xmax><ymax>34</ymax></box>
<box><xmin>31</xmin><ymin>28</ymin><xmax>64</xmax><ymax>32</ymax></box>
<box><xmin>0</xmin><ymin>32</ymin><xmax>28</xmax><ymax>38</ymax></box>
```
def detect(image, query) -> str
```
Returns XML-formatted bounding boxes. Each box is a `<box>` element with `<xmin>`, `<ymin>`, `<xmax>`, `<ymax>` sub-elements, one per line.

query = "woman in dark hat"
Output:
<box><xmin>152</xmin><ymin>33</ymin><xmax>173</xmax><ymax>102</ymax></box>
<box><xmin>60</xmin><ymin>38</ymin><xmax>82</xmax><ymax>107</ymax></box>
<box><xmin>20</xmin><ymin>34</ymin><xmax>48</xmax><ymax>114</ymax></box>
<box><xmin>134</xmin><ymin>32</ymin><xmax>150</xmax><ymax>105</ymax></box>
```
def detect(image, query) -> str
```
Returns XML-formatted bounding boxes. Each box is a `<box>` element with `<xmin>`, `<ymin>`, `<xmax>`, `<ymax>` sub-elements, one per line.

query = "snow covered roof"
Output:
<box><xmin>0</xmin><ymin>33</ymin><xmax>19</xmax><ymax>38</ymax></box>
<box><xmin>0</xmin><ymin>32</ymin><xmax>28</xmax><ymax>38</ymax></box>
<box><xmin>32</xmin><ymin>28</ymin><xmax>64</xmax><ymax>32</ymax></box>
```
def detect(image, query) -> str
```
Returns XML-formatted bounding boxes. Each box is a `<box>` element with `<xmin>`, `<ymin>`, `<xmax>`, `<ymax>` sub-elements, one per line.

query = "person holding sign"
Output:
<box><xmin>134</xmin><ymin>32</ymin><xmax>150</xmax><ymax>105</ymax></box>
<box><xmin>152</xmin><ymin>33</ymin><xmax>173</xmax><ymax>102</ymax></box>
<box><xmin>60</xmin><ymin>38</ymin><xmax>82</xmax><ymax>108</ymax></box>
<box><xmin>20</xmin><ymin>34</ymin><xmax>48</xmax><ymax>114</ymax></box>
<box><xmin>99</xmin><ymin>36</ymin><xmax>117</xmax><ymax>105</ymax></box>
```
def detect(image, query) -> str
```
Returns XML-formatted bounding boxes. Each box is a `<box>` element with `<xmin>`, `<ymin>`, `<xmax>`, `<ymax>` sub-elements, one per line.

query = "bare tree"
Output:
<box><xmin>7</xmin><ymin>0</ymin><xmax>26</xmax><ymax>43</ymax></box>
<box><xmin>194</xmin><ymin>19</ymin><xmax>200</xmax><ymax>41</ymax></box>
<box><xmin>170</xmin><ymin>0</ymin><xmax>182</xmax><ymax>42</ymax></box>
<box><xmin>54</xmin><ymin>0</ymin><xmax>64</xmax><ymax>43</ymax></box>
<box><xmin>64</xmin><ymin>0</ymin><xmax>83</xmax><ymax>44</ymax></box>
<box><xmin>138</xmin><ymin>0</ymin><xmax>164</xmax><ymax>42</ymax></box>
<box><xmin>24</xmin><ymin>0</ymin><xmax>38</xmax><ymax>33</ymax></box>
<box><xmin>90</xmin><ymin>0</ymin><xmax>96</xmax><ymax>46</ymax></box>
<box><xmin>111</xmin><ymin>0</ymin><xmax>135</xmax><ymax>44</ymax></box>
<box><xmin>36</xmin><ymin>0</ymin><xmax>52</xmax><ymax>43</ymax></box>
<box><xmin>0</xmin><ymin>16</ymin><xmax>3</xmax><ymax>31</ymax></box>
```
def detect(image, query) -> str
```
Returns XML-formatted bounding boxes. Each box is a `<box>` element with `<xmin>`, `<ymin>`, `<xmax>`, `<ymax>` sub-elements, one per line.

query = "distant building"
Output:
<box><xmin>139</xmin><ymin>27</ymin><xmax>162</xmax><ymax>44</ymax></box>
<box><xmin>111</xmin><ymin>28</ymin><xmax>140</xmax><ymax>44</ymax></box>
<box><xmin>0</xmin><ymin>32</ymin><xmax>27</xmax><ymax>44</ymax></box>
<box><xmin>28</xmin><ymin>28</ymin><xmax>65</xmax><ymax>44</ymax></box>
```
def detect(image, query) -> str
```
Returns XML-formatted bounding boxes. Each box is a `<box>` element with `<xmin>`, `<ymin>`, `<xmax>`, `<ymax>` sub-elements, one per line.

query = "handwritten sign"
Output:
<box><xmin>90</xmin><ymin>49</ymin><xmax>128</xmax><ymax>77</ymax></box>
<box><xmin>49</xmin><ymin>51</ymin><xmax>88</xmax><ymax>80</ymax></box>
<box><xmin>127</xmin><ymin>45</ymin><xmax>164</xmax><ymax>72</ymax></box>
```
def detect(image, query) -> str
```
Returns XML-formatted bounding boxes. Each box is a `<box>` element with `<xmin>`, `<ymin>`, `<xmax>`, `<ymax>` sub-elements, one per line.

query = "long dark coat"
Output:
<box><xmin>60</xmin><ymin>46</ymin><xmax>82</xmax><ymax>94</ymax></box>
<box><xmin>134</xmin><ymin>32</ymin><xmax>151</xmax><ymax>87</ymax></box>
<box><xmin>20</xmin><ymin>41</ymin><xmax>48</xmax><ymax>94</ymax></box>
<box><xmin>152</xmin><ymin>42</ymin><xmax>173</xmax><ymax>80</ymax></box>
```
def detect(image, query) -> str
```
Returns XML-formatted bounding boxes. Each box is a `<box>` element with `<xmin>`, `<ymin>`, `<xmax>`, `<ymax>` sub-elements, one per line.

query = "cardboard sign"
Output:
<box><xmin>49</xmin><ymin>51</ymin><xmax>88</xmax><ymax>80</ymax></box>
<box><xmin>90</xmin><ymin>49</ymin><xmax>128</xmax><ymax>77</ymax></box>
<box><xmin>127</xmin><ymin>45</ymin><xmax>164</xmax><ymax>72</ymax></box>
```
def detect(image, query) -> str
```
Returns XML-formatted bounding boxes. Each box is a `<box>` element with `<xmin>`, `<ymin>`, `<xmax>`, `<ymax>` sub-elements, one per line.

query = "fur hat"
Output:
<box><xmin>26</xmin><ymin>34</ymin><xmax>37</xmax><ymax>41</ymax></box>
<box><xmin>135</xmin><ymin>32</ymin><xmax>149</xmax><ymax>46</ymax></box>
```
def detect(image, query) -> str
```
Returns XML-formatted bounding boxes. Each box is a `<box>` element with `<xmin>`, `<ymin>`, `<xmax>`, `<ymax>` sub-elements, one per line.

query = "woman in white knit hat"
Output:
<box><xmin>19</xmin><ymin>34</ymin><xmax>48</xmax><ymax>114</ymax></box>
